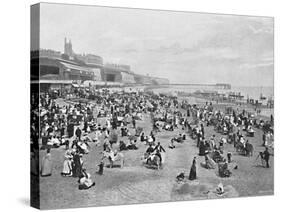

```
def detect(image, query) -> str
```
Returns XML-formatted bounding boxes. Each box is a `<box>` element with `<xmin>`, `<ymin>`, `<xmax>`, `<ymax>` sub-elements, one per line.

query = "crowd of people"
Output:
<box><xmin>31</xmin><ymin>87</ymin><xmax>274</xmax><ymax>192</ymax></box>
<box><xmin>181</xmin><ymin>100</ymin><xmax>274</xmax><ymax>178</ymax></box>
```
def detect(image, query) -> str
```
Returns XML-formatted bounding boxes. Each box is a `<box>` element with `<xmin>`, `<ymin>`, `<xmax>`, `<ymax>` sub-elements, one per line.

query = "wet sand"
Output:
<box><xmin>39</xmin><ymin>98</ymin><xmax>274</xmax><ymax>209</ymax></box>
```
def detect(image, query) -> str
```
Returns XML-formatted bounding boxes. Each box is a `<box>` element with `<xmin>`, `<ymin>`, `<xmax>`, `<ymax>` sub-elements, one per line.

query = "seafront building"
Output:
<box><xmin>31</xmin><ymin>38</ymin><xmax>169</xmax><ymax>92</ymax></box>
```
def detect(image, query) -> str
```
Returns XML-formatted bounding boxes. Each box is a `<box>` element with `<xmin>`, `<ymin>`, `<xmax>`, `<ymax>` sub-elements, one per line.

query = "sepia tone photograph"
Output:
<box><xmin>30</xmin><ymin>3</ymin><xmax>274</xmax><ymax>210</ymax></box>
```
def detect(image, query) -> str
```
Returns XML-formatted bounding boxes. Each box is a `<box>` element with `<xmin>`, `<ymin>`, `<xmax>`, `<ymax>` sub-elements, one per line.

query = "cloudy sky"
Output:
<box><xmin>40</xmin><ymin>3</ymin><xmax>274</xmax><ymax>86</ymax></box>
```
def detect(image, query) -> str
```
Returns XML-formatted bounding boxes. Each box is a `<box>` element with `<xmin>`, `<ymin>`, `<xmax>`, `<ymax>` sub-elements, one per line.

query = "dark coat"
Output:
<box><xmin>189</xmin><ymin>159</ymin><xmax>197</xmax><ymax>180</ymax></box>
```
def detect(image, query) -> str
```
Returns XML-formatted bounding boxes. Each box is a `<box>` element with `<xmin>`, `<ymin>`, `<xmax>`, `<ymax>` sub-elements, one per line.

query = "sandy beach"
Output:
<box><xmin>39</xmin><ymin>96</ymin><xmax>274</xmax><ymax>209</ymax></box>
<box><xmin>30</xmin><ymin>6</ymin><xmax>274</xmax><ymax>210</ymax></box>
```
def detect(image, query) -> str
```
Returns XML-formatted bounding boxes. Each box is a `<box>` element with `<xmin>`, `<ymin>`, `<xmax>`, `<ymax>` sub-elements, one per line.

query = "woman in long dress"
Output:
<box><xmin>189</xmin><ymin>157</ymin><xmax>197</xmax><ymax>180</ymax></box>
<box><xmin>41</xmin><ymin>149</ymin><xmax>53</xmax><ymax>177</ymax></box>
<box><xmin>61</xmin><ymin>150</ymin><xmax>73</xmax><ymax>176</ymax></box>
<box><xmin>72</xmin><ymin>151</ymin><xmax>82</xmax><ymax>178</ymax></box>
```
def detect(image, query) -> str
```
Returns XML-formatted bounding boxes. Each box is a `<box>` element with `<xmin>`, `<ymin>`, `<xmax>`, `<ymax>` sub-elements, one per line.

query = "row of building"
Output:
<box><xmin>31</xmin><ymin>38</ymin><xmax>169</xmax><ymax>91</ymax></box>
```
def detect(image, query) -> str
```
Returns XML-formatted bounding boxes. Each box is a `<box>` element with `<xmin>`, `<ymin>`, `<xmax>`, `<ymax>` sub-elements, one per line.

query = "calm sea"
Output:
<box><xmin>151</xmin><ymin>85</ymin><xmax>274</xmax><ymax>101</ymax></box>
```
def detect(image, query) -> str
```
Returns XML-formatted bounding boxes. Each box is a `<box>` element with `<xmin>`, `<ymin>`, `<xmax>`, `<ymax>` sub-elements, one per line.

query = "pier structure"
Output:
<box><xmin>166</xmin><ymin>83</ymin><xmax>231</xmax><ymax>90</ymax></box>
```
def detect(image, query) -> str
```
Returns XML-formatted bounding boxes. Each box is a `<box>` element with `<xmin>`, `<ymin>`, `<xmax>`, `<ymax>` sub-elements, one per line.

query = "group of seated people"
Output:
<box><xmin>215</xmin><ymin>121</ymin><xmax>233</xmax><ymax>135</ymax></box>
<box><xmin>168</xmin><ymin>133</ymin><xmax>187</xmax><ymax>149</ymax></box>
<box><xmin>119</xmin><ymin>140</ymin><xmax>138</xmax><ymax>151</ymax></box>
<box><xmin>199</xmin><ymin>151</ymin><xmax>233</xmax><ymax>178</ymax></box>
<box><xmin>140</xmin><ymin>132</ymin><xmax>156</xmax><ymax>145</ymax></box>
<box><xmin>246</xmin><ymin>126</ymin><xmax>255</xmax><ymax>137</ymax></box>
<box><xmin>201</xmin><ymin>154</ymin><xmax>216</xmax><ymax>169</ymax></box>
<box><xmin>163</xmin><ymin>122</ymin><xmax>174</xmax><ymax>131</ymax></box>
<box><xmin>40</xmin><ymin>90</ymin><xmax>195</xmax><ymax>188</ymax></box>
<box><xmin>120</xmin><ymin>126</ymin><xmax>130</xmax><ymax>137</ymax></box>
<box><xmin>174</xmin><ymin>133</ymin><xmax>186</xmax><ymax>142</ymax></box>
<box><xmin>46</xmin><ymin>134</ymin><xmax>63</xmax><ymax>147</ymax></box>
<box><xmin>144</xmin><ymin>142</ymin><xmax>166</xmax><ymax>165</ymax></box>
<box><xmin>218</xmin><ymin>159</ymin><xmax>232</xmax><ymax>177</ymax></box>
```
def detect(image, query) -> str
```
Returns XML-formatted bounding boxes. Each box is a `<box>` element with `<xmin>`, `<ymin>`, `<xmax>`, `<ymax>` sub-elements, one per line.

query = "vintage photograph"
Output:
<box><xmin>30</xmin><ymin>3</ymin><xmax>274</xmax><ymax>209</ymax></box>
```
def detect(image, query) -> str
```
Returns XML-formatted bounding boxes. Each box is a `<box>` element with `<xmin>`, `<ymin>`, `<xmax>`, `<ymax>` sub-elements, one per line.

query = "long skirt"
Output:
<box><xmin>41</xmin><ymin>156</ymin><xmax>52</xmax><ymax>177</ymax></box>
<box><xmin>72</xmin><ymin>158</ymin><xmax>82</xmax><ymax>178</ymax></box>
<box><xmin>199</xmin><ymin>144</ymin><xmax>206</xmax><ymax>156</ymax></box>
<box><xmin>62</xmin><ymin>159</ymin><xmax>72</xmax><ymax>176</ymax></box>
<box><xmin>189</xmin><ymin>164</ymin><xmax>197</xmax><ymax>180</ymax></box>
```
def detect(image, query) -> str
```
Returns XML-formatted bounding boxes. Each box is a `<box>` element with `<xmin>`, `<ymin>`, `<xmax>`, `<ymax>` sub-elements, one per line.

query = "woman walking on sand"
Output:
<box><xmin>41</xmin><ymin>148</ymin><xmax>53</xmax><ymax>177</ymax></box>
<box><xmin>189</xmin><ymin>157</ymin><xmax>197</xmax><ymax>180</ymax></box>
<box><xmin>61</xmin><ymin>149</ymin><xmax>73</xmax><ymax>177</ymax></box>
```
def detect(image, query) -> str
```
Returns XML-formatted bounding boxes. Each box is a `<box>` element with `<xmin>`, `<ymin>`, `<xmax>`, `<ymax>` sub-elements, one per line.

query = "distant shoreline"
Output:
<box><xmin>146</xmin><ymin>86</ymin><xmax>273</xmax><ymax>119</ymax></box>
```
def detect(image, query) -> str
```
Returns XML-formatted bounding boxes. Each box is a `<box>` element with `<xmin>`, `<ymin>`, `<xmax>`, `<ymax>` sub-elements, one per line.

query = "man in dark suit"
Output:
<box><xmin>75</xmin><ymin>127</ymin><xmax>82</xmax><ymax>140</ymax></box>
<box><xmin>263</xmin><ymin>147</ymin><xmax>271</xmax><ymax>168</ymax></box>
<box><xmin>154</xmin><ymin>142</ymin><xmax>166</xmax><ymax>164</ymax></box>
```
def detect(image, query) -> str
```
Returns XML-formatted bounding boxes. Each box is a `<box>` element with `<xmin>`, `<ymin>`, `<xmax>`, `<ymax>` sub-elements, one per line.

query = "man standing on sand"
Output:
<box><xmin>154</xmin><ymin>142</ymin><xmax>166</xmax><ymax>164</ymax></box>
<box><xmin>263</xmin><ymin>147</ymin><xmax>271</xmax><ymax>168</ymax></box>
<box><xmin>75</xmin><ymin>127</ymin><xmax>82</xmax><ymax>140</ymax></box>
<box><xmin>201</xmin><ymin>123</ymin><xmax>205</xmax><ymax>138</ymax></box>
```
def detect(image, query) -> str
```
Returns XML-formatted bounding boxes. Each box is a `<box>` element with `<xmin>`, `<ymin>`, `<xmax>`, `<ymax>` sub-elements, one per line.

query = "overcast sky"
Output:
<box><xmin>40</xmin><ymin>3</ymin><xmax>274</xmax><ymax>86</ymax></box>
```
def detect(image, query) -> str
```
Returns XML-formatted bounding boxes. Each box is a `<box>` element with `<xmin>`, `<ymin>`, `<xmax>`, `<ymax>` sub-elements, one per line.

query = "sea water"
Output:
<box><xmin>150</xmin><ymin>85</ymin><xmax>274</xmax><ymax>101</ymax></box>
<box><xmin>150</xmin><ymin>85</ymin><xmax>274</xmax><ymax>117</ymax></box>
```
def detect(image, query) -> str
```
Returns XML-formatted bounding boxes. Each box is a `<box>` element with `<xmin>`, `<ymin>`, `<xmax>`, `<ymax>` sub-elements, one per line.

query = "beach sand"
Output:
<box><xmin>39</xmin><ymin>97</ymin><xmax>274</xmax><ymax>209</ymax></box>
